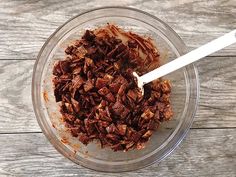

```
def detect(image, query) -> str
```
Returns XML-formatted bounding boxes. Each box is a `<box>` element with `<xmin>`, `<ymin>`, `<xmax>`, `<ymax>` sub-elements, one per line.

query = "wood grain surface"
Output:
<box><xmin>0</xmin><ymin>129</ymin><xmax>235</xmax><ymax>177</ymax></box>
<box><xmin>0</xmin><ymin>0</ymin><xmax>235</xmax><ymax>176</ymax></box>
<box><xmin>0</xmin><ymin>0</ymin><xmax>235</xmax><ymax>60</ymax></box>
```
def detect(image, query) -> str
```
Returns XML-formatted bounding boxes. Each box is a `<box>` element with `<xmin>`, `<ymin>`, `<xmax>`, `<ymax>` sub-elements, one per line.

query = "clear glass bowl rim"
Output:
<box><xmin>32</xmin><ymin>6</ymin><xmax>199</xmax><ymax>172</ymax></box>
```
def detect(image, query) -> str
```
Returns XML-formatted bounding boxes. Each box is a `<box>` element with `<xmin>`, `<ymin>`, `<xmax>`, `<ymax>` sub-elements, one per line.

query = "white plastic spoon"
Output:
<box><xmin>133</xmin><ymin>29</ymin><xmax>236</xmax><ymax>94</ymax></box>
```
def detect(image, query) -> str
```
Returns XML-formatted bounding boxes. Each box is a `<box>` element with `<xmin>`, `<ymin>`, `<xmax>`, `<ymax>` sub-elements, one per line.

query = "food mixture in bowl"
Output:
<box><xmin>52</xmin><ymin>24</ymin><xmax>173</xmax><ymax>151</ymax></box>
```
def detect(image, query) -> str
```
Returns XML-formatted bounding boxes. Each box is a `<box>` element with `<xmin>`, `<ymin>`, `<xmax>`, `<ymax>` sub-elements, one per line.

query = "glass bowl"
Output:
<box><xmin>32</xmin><ymin>7</ymin><xmax>199</xmax><ymax>172</ymax></box>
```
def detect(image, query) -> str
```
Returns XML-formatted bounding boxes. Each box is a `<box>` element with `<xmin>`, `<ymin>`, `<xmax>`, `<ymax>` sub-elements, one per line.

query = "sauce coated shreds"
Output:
<box><xmin>52</xmin><ymin>24</ymin><xmax>173</xmax><ymax>151</ymax></box>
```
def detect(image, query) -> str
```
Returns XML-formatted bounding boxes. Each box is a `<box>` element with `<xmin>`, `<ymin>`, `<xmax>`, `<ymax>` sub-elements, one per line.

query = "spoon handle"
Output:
<box><xmin>140</xmin><ymin>29</ymin><xmax>236</xmax><ymax>84</ymax></box>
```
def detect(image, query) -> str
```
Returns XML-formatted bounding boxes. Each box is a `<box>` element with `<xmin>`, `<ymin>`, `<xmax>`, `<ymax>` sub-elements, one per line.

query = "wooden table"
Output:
<box><xmin>0</xmin><ymin>0</ymin><xmax>235</xmax><ymax>176</ymax></box>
